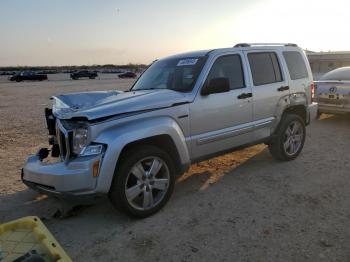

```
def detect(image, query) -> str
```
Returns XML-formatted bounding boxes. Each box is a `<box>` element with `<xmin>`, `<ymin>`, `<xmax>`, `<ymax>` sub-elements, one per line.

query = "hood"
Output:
<box><xmin>52</xmin><ymin>89</ymin><xmax>189</xmax><ymax>120</ymax></box>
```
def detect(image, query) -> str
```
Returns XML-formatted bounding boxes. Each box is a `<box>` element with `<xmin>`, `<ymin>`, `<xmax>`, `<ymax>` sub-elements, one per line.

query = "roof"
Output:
<box><xmin>160</xmin><ymin>43</ymin><xmax>301</xmax><ymax>60</ymax></box>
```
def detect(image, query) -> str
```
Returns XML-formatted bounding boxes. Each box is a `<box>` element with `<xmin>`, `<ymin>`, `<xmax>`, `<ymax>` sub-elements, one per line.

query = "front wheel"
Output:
<box><xmin>109</xmin><ymin>145</ymin><xmax>175</xmax><ymax>218</ymax></box>
<box><xmin>268</xmin><ymin>114</ymin><xmax>306</xmax><ymax>161</ymax></box>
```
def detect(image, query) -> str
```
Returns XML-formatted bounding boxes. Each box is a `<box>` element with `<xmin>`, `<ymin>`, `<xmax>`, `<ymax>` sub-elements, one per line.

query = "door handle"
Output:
<box><xmin>237</xmin><ymin>93</ymin><xmax>252</xmax><ymax>99</ymax></box>
<box><xmin>277</xmin><ymin>86</ymin><xmax>290</xmax><ymax>92</ymax></box>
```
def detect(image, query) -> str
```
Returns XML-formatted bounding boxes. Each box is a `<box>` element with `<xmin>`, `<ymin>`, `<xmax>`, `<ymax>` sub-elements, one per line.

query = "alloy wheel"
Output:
<box><xmin>125</xmin><ymin>156</ymin><xmax>170</xmax><ymax>211</ymax></box>
<box><xmin>283</xmin><ymin>121</ymin><xmax>304</xmax><ymax>156</ymax></box>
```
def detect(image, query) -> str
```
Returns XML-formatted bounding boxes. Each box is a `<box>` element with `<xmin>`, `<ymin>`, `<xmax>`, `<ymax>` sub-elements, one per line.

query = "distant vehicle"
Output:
<box><xmin>9</xmin><ymin>71</ymin><xmax>48</xmax><ymax>82</ymax></box>
<box><xmin>118</xmin><ymin>71</ymin><xmax>137</xmax><ymax>78</ymax></box>
<box><xmin>314</xmin><ymin>67</ymin><xmax>350</xmax><ymax>115</ymax></box>
<box><xmin>0</xmin><ymin>71</ymin><xmax>15</xmax><ymax>76</ymax></box>
<box><xmin>70</xmin><ymin>70</ymin><xmax>98</xmax><ymax>80</ymax></box>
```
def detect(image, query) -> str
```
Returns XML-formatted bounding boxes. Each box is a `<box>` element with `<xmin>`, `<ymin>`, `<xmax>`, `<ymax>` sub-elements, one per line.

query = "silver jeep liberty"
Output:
<box><xmin>22</xmin><ymin>43</ymin><xmax>318</xmax><ymax>217</ymax></box>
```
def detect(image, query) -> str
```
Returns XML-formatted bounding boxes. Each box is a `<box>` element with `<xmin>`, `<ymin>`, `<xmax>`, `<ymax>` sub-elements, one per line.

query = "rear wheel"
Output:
<box><xmin>268</xmin><ymin>114</ymin><xmax>306</xmax><ymax>161</ymax></box>
<box><xmin>109</xmin><ymin>145</ymin><xmax>175</xmax><ymax>218</ymax></box>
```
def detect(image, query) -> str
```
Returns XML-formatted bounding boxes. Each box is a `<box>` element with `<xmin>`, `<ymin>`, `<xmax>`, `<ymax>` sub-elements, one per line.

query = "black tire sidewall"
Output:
<box><xmin>270</xmin><ymin>114</ymin><xmax>306</xmax><ymax>161</ymax></box>
<box><xmin>109</xmin><ymin>145</ymin><xmax>176</xmax><ymax>218</ymax></box>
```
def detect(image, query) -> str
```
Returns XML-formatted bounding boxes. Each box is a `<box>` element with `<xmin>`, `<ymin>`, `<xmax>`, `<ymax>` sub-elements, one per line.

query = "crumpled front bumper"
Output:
<box><xmin>22</xmin><ymin>149</ymin><xmax>102</xmax><ymax>200</ymax></box>
<box><xmin>318</xmin><ymin>104</ymin><xmax>350</xmax><ymax>114</ymax></box>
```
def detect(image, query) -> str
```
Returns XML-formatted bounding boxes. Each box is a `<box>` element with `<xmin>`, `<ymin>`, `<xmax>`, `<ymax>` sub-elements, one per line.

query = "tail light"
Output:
<box><xmin>310</xmin><ymin>82</ymin><xmax>316</xmax><ymax>101</ymax></box>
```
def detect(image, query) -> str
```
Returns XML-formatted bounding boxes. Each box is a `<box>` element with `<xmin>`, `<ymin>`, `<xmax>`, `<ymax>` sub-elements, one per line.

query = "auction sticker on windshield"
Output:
<box><xmin>177</xmin><ymin>58</ymin><xmax>198</xmax><ymax>66</ymax></box>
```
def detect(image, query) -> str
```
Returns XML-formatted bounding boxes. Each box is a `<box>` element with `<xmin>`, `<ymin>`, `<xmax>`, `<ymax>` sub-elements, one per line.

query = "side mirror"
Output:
<box><xmin>201</xmin><ymin>77</ymin><xmax>230</xmax><ymax>96</ymax></box>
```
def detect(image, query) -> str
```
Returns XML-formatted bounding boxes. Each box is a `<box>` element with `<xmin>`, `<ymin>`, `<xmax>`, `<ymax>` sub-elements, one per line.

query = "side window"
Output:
<box><xmin>283</xmin><ymin>51</ymin><xmax>309</xmax><ymax>80</ymax></box>
<box><xmin>207</xmin><ymin>55</ymin><xmax>245</xmax><ymax>90</ymax></box>
<box><xmin>248</xmin><ymin>52</ymin><xmax>283</xmax><ymax>86</ymax></box>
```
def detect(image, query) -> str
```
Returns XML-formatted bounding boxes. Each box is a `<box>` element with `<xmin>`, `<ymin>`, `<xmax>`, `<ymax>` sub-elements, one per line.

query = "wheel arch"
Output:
<box><xmin>282</xmin><ymin>105</ymin><xmax>307</xmax><ymax>123</ymax></box>
<box><xmin>117</xmin><ymin>134</ymin><xmax>184</xmax><ymax>175</ymax></box>
<box><xmin>93</xmin><ymin>117</ymin><xmax>190</xmax><ymax>193</ymax></box>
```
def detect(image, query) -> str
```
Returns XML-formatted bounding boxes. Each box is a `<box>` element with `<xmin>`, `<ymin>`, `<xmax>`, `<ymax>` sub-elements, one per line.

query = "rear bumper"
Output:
<box><xmin>22</xmin><ymin>150</ymin><xmax>102</xmax><ymax>200</ymax></box>
<box><xmin>318</xmin><ymin>104</ymin><xmax>350</xmax><ymax>114</ymax></box>
<box><xmin>306</xmin><ymin>102</ymin><xmax>318</xmax><ymax>124</ymax></box>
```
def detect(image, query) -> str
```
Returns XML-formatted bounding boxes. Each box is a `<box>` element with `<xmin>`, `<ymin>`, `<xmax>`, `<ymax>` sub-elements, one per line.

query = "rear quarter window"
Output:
<box><xmin>283</xmin><ymin>51</ymin><xmax>309</xmax><ymax>80</ymax></box>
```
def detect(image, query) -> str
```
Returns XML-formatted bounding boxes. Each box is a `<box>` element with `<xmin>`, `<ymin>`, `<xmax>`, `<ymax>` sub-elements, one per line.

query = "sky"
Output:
<box><xmin>0</xmin><ymin>0</ymin><xmax>349</xmax><ymax>66</ymax></box>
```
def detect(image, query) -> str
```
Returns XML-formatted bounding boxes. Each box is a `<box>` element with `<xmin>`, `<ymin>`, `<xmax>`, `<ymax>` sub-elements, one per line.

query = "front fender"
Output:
<box><xmin>93</xmin><ymin>116</ymin><xmax>190</xmax><ymax>193</ymax></box>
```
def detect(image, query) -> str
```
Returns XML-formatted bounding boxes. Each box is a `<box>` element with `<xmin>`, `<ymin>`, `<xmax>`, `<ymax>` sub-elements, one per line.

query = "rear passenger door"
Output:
<box><xmin>244</xmin><ymin>51</ymin><xmax>289</xmax><ymax>140</ymax></box>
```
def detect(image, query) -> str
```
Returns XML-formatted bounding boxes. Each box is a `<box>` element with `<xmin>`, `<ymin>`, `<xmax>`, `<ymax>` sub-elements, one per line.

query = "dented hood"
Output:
<box><xmin>52</xmin><ymin>89</ymin><xmax>189</xmax><ymax>120</ymax></box>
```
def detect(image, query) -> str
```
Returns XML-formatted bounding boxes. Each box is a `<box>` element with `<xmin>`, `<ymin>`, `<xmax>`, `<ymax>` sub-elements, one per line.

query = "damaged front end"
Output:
<box><xmin>21</xmin><ymin>105</ymin><xmax>105</xmax><ymax>200</ymax></box>
<box><xmin>45</xmin><ymin>108</ymin><xmax>60</xmax><ymax>158</ymax></box>
<box><xmin>44</xmin><ymin>107</ymin><xmax>75</xmax><ymax>162</ymax></box>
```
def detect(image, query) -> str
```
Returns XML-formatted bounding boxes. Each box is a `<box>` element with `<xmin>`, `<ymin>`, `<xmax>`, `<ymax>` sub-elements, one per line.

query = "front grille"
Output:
<box><xmin>56</xmin><ymin>121</ymin><xmax>71</xmax><ymax>161</ymax></box>
<box><xmin>59</xmin><ymin>130</ymin><xmax>67</xmax><ymax>158</ymax></box>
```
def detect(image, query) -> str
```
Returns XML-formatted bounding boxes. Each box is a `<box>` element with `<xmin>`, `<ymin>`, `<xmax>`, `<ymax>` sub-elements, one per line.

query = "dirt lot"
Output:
<box><xmin>0</xmin><ymin>74</ymin><xmax>349</xmax><ymax>261</ymax></box>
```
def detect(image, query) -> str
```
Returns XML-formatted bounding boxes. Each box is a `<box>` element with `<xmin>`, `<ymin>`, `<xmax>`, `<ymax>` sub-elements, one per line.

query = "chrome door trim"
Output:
<box><xmin>196</xmin><ymin>117</ymin><xmax>275</xmax><ymax>145</ymax></box>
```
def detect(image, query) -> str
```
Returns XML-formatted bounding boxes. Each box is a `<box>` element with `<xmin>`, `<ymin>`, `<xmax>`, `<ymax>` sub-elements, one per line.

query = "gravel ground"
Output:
<box><xmin>0</xmin><ymin>74</ymin><xmax>349</xmax><ymax>261</ymax></box>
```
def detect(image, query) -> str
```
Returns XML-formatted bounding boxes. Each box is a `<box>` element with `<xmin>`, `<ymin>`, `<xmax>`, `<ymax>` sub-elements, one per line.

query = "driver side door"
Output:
<box><xmin>189</xmin><ymin>53</ymin><xmax>254</xmax><ymax>161</ymax></box>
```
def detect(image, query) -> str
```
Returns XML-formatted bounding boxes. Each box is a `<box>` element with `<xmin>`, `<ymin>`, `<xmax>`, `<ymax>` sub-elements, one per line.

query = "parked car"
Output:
<box><xmin>22</xmin><ymin>43</ymin><xmax>317</xmax><ymax>218</ymax></box>
<box><xmin>118</xmin><ymin>71</ymin><xmax>137</xmax><ymax>78</ymax></box>
<box><xmin>0</xmin><ymin>71</ymin><xmax>16</xmax><ymax>76</ymax></box>
<box><xmin>70</xmin><ymin>70</ymin><xmax>98</xmax><ymax>80</ymax></box>
<box><xmin>9</xmin><ymin>71</ymin><xmax>48</xmax><ymax>82</ymax></box>
<box><xmin>314</xmin><ymin>67</ymin><xmax>350</xmax><ymax>115</ymax></box>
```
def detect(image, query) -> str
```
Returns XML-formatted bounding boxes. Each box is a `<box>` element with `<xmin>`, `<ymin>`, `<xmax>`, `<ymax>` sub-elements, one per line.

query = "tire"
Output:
<box><xmin>268</xmin><ymin>114</ymin><xmax>306</xmax><ymax>161</ymax></box>
<box><xmin>109</xmin><ymin>145</ymin><xmax>176</xmax><ymax>218</ymax></box>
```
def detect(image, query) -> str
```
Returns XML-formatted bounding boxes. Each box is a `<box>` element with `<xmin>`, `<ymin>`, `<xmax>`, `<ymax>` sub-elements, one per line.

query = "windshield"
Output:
<box><xmin>132</xmin><ymin>56</ymin><xmax>207</xmax><ymax>92</ymax></box>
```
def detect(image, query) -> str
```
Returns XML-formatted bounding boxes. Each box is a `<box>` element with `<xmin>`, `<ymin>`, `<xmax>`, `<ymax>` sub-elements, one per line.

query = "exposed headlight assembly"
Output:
<box><xmin>72</xmin><ymin>128</ymin><xmax>89</xmax><ymax>155</ymax></box>
<box><xmin>72</xmin><ymin>127</ymin><xmax>104</xmax><ymax>156</ymax></box>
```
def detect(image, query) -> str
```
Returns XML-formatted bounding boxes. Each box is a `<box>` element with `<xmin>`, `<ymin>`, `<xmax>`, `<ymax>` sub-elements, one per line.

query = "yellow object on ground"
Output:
<box><xmin>0</xmin><ymin>216</ymin><xmax>71</xmax><ymax>262</ymax></box>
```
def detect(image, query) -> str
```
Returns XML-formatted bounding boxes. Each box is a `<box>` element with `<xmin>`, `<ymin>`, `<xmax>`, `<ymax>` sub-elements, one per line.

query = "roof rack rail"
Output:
<box><xmin>234</xmin><ymin>43</ymin><xmax>298</xmax><ymax>47</ymax></box>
